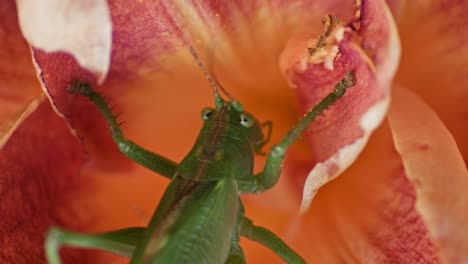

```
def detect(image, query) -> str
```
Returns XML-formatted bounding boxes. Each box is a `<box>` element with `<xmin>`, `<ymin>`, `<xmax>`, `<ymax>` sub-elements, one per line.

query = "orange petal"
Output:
<box><xmin>388</xmin><ymin>87</ymin><xmax>468</xmax><ymax>263</ymax></box>
<box><xmin>0</xmin><ymin>1</ymin><xmax>43</xmax><ymax>148</ymax></box>
<box><xmin>17</xmin><ymin>0</ymin><xmax>112</xmax><ymax>82</ymax></box>
<box><xmin>279</xmin><ymin>0</ymin><xmax>400</xmax><ymax>211</ymax></box>
<box><xmin>395</xmin><ymin>1</ymin><xmax>468</xmax><ymax>162</ymax></box>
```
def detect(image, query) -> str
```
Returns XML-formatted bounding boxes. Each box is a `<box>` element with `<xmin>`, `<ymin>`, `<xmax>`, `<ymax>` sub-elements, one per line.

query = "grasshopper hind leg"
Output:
<box><xmin>225</xmin><ymin>244</ymin><xmax>246</xmax><ymax>264</ymax></box>
<box><xmin>45</xmin><ymin>226</ymin><xmax>145</xmax><ymax>264</ymax></box>
<box><xmin>239</xmin><ymin>216</ymin><xmax>306</xmax><ymax>264</ymax></box>
<box><xmin>225</xmin><ymin>224</ymin><xmax>246</xmax><ymax>264</ymax></box>
<box><xmin>225</xmin><ymin>254</ymin><xmax>246</xmax><ymax>264</ymax></box>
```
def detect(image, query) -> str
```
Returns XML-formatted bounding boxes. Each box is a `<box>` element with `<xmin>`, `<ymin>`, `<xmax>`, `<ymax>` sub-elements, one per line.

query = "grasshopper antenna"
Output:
<box><xmin>189</xmin><ymin>46</ymin><xmax>221</xmax><ymax>98</ymax></box>
<box><xmin>205</xmin><ymin>47</ymin><xmax>236</xmax><ymax>102</ymax></box>
<box><xmin>189</xmin><ymin>46</ymin><xmax>236</xmax><ymax>103</ymax></box>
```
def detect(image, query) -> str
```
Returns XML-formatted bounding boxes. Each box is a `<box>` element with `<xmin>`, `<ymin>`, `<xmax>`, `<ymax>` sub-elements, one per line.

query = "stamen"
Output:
<box><xmin>308</xmin><ymin>15</ymin><xmax>339</xmax><ymax>56</ymax></box>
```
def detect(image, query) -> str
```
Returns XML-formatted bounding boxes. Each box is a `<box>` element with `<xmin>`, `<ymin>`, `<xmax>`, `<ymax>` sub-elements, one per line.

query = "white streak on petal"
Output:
<box><xmin>323</xmin><ymin>45</ymin><xmax>339</xmax><ymax>70</ymax></box>
<box><xmin>376</xmin><ymin>3</ymin><xmax>401</xmax><ymax>84</ymax></box>
<box><xmin>300</xmin><ymin>95</ymin><xmax>390</xmax><ymax>212</ymax></box>
<box><xmin>0</xmin><ymin>95</ymin><xmax>45</xmax><ymax>150</ymax></box>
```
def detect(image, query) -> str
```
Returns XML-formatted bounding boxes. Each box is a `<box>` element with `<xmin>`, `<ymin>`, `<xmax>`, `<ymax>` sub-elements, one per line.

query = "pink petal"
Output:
<box><xmin>0</xmin><ymin>97</ymin><xmax>43</xmax><ymax>149</ymax></box>
<box><xmin>388</xmin><ymin>87</ymin><xmax>468</xmax><ymax>263</ymax></box>
<box><xmin>0</xmin><ymin>102</ymin><xmax>95</xmax><ymax>263</ymax></box>
<box><xmin>17</xmin><ymin>0</ymin><xmax>112</xmax><ymax>83</ymax></box>
<box><xmin>32</xmin><ymin>49</ymin><xmax>133</xmax><ymax>171</ymax></box>
<box><xmin>279</xmin><ymin>0</ymin><xmax>400</xmax><ymax>211</ymax></box>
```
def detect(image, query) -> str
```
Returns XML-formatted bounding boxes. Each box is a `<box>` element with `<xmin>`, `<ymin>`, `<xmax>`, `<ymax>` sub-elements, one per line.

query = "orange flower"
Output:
<box><xmin>1</xmin><ymin>0</ymin><xmax>466</xmax><ymax>263</ymax></box>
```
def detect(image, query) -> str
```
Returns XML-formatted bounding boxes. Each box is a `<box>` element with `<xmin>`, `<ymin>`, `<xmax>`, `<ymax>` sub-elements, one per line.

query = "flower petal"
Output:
<box><xmin>286</xmin><ymin>122</ymin><xmax>439</xmax><ymax>263</ymax></box>
<box><xmin>16</xmin><ymin>0</ymin><xmax>112</xmax><ymax>83</ymax></box>
<box><xmin>0</xmin><ymin>0</ymin><xmax>43</xmax><ymax>148</ymax></box>
<box><xmin>32</xmin><ymin>49</ymin><xmax>133</xmax><ymax>171</ymax></box>
<box><xmin>279</xmin><ymin>0</ymin><xmax>400</xmax><ymax>211</ymax></box>
<box><xmin>388</xmin><ymin>87</ymin><xmax>468</xmax><ymax>263</ymax></box>
<box><xmin>0</xmin><ymin>102</ymin><xmax>94</xmax><ymax>263</ymax></box>
<box><xmin>0</xmin><ymin>96</ymin><xmax>43</xmax><ymax>149</ymax></box>
<box><xmin>395</xmin><ymin>0</ymin><xmax>468</xmax><ymax>162</ymax></box>
<box><xmin>243</xmin><ymin>122</ymin><xmax>440</xmax><ymax>263</ymax></box>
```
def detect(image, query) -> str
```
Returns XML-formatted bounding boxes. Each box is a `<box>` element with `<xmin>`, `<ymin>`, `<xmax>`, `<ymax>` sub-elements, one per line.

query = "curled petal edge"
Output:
<box><xmin>388</xmin><ymin>87</ymin><xmax>468</xmax><ymax>264</ymax></box>
<box><xmin>300</xmin><ymin>97</ymin><xmax>390</xmax><ymax>212</ymax></box>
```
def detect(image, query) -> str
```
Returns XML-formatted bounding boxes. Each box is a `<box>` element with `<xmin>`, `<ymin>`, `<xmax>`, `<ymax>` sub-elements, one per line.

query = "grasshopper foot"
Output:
<box><xmin>334</xmin><ymin>71</ymin><xmax>355</xmax><ymax>96</ymax></box>
<box><xmin>67</xmin><ymin>79</ymin><xmax>93</xmax><ymax>96</ymax></box>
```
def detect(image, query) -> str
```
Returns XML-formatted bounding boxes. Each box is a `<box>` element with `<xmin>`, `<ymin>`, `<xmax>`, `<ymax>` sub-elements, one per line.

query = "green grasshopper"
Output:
<box><xmin>45</xmin><ymin>45</ymin><xmax>355</xmax><ymax>263</ymax></box>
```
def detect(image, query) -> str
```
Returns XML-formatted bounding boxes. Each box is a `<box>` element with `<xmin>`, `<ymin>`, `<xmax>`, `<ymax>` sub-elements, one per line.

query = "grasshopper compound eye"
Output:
<box><xmin>240</xmin><ymin>113</ymin><xmax>254</xmax><ymax>128</ymax></box>
<box><xmin>201</xmin><ymin>107</ymin><xmax>214</xmax><ymax>120</ymax></box>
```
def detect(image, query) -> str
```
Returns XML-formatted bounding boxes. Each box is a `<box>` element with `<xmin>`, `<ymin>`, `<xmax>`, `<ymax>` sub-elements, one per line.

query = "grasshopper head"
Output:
<box><xmin>187</xmin><ymin>46</ymin><xmax>270</xmax><ymax>154</ymax></box>
<box><xmin>201</xmin><ymin>99</ymin><xmax>270</xmax><ymax>155</ymax></box>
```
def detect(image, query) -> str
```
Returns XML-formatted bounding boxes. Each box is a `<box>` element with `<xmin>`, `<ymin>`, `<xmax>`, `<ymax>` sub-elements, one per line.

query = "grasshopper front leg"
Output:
<box><xmin>250</xmin><ymin>72</ymin><xmax>355</xmax><ymax>192</ymax></box>
<box><xmin>236</xmin><ymin>72</ymin><xmax>355</xmax><ymax>263</ymax></box>
<box><xmin>68</xmin><ymin>80</ymin><xmax>178</xmax><ymax>178</ymax></box>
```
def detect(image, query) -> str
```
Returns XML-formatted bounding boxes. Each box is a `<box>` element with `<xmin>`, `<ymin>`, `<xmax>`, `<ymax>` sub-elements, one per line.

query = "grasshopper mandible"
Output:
<box><xmin>45</xmin><ymin>36</ymin><xmax>355</xmax><ymax>264</ymax></box>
